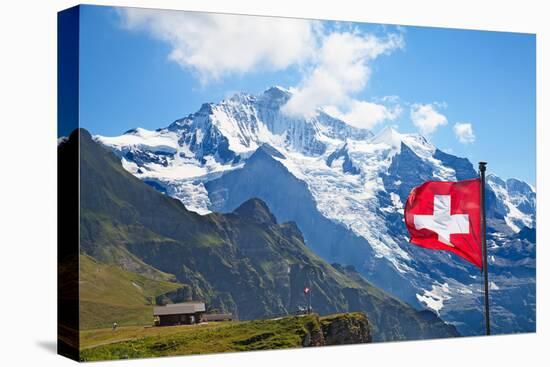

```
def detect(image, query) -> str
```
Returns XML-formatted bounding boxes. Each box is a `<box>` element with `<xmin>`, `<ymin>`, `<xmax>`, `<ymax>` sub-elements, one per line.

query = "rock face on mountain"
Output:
<box><xmin>69</xmin><ymin>129</ymin><xmax>459</xmax><ymax>342</ymax></box>
<box><xmin>319</xmin><ymin>313</ymin><xmax>372</xmax><ymax>346</ymax></box>
<box><xmin>95</xmin><ymin>86</ymin><xmax>535</xmax><ymax>336</ymax></box>
<box><xmin>300</xmin><ymin>312</ymin><xmax>373</xmax><ymax>347</ymax></box>
<box><xmin>206</xmin><ymin>145</ymin><xmax>378</xmax><ymax>267</ymax></box>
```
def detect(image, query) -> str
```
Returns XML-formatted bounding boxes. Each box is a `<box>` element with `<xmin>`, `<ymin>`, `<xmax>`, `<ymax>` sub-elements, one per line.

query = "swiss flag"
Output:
<box><xmin>404</xmin><ymin>179</ymin><xmax>482</xmax><ymax>268</ymax></box>
<box><xmin>304</xmin><ymin>287</ymin><xmax>310</xmax><ymax>294</ymax></box>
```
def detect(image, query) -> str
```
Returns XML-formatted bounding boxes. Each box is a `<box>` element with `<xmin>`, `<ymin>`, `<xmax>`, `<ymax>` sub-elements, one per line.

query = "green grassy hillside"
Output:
<box><xmin>80</xmin><ymin>313</ymin><xmax>369</xmax><ymax>361</ymax></box>
<box><xmin>79</xmin><ymin>255</ymin><xmax>181</xmax><ymax>329</ymax></box>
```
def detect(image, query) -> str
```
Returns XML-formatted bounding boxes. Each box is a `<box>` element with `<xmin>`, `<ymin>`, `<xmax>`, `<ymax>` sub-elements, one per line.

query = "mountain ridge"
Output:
<box><xmin>93</xmin><ymin>86</ymin><xmax>535</xmax><ymax>336</ymax></box>
<box><xmin>69</xmin><ymin>128</ymin><xmax>459</xmax><ymax>341</ymax></box>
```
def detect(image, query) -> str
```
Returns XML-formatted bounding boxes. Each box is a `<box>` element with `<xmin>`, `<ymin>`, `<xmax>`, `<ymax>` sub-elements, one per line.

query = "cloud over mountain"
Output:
<box><xmin>453</xmin><ymin>122</ymin><xmax>476</xmax><ymax>144</ymax></box>
<box><xmin>410</xmin><ymin>103</ymin><xmax>448</xmax><ymax>135</ymax></box>
<box><xmin>118</xmin><ymin>8</ymin><xmax>404</xmax><ymax>127</ymax></box>
<box><xmin>281</xmin><ymin>31</ymin><xmax>404</xmax><ymax>118</ymax></box>
<box><xmin>118</xmin><ymin>8</ymin><xmax>319</xmax><ymax>82</ymax></box>
<box><xmin>323</xmin><ymin>99</ymin><xmax>402</xmax><ymax>130</ymax></box>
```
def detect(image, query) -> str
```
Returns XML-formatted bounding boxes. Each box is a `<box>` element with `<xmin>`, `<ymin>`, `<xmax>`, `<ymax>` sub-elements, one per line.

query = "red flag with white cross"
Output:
<box><xmin>404</xmin><ymin>178</ymin><xmax>482</xmax><ymax>268</ymax></box>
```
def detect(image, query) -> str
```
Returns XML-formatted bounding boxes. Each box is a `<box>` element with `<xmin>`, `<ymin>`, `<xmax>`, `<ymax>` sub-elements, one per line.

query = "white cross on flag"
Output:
<box><xmin>404</xmin><ymin>179</ymin><xmax>482</xmax><ymax>268</ymax></box>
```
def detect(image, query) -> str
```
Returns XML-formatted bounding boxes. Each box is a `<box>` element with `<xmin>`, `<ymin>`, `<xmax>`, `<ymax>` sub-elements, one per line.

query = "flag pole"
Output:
<box><xmin>308</xmin><ymin>270</ymin><xmax>313</xmax><ymax>314</ymax></box>
<box><xmin>479</xmin><ymin>162</ymin><xmax>491</xmax><ymax>335</ymax></box>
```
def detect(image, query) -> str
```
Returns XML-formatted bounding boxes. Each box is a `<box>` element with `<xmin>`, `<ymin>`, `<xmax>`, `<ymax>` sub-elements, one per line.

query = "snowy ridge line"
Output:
<box><xmin>93</xmin><ymin>86</ymin><xmax>535</xmax><ymax>335</ymax></box>
<box><xmin>94</xmin><ymin>87</ymin><xmax>534</xmax><ymax>262</ymax></box>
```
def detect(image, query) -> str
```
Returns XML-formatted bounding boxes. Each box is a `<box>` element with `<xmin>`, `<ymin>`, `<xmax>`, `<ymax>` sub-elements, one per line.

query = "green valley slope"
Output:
<box><xmin>60</xmin><ymin>129</ymin><xmax>459</xmax><ymax>342</ymax></box>
<box><xmin>80</xmin><ymin>313</ymin><xmax>370</xmax><ymax>361</ymax></box>
<box><xmin>79</xmin><ymin>255</ymin><xmax>181</xmax><ymax>329</ymax></box>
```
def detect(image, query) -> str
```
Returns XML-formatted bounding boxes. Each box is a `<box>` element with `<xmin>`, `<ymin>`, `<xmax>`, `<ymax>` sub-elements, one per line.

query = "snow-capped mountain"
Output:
<box><xmin>487</xmin><ymin>174</ymin><xmax>536</xmax><ymax>232</ymax></box>
<box><xmin>95</xmin><ymin>86</ymin><xmax>536</xmax><ymax>336</ymax></box>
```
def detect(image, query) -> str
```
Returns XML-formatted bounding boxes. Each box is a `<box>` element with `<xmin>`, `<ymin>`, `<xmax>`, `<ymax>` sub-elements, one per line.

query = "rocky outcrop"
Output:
<box><xmin>302</xmin><ymin>313</ymin><xmax>372</xmax><ymax>347</ymax></box>
<box><xmin>320</xmin><ymin>313</ymin><xmax>372</xmax><ymax>345</ymax></box>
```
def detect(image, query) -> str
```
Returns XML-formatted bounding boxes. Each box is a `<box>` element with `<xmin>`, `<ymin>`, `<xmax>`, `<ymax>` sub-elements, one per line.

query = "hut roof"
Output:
<box><xmin>153</xmin><ymin>302</ymin><xmax>206</xmax><ymax>316</ymax></box>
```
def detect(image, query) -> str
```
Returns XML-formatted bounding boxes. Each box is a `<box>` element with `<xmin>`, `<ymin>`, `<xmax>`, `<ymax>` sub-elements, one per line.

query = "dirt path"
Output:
<box><xmin>80</xmin><ymin>337</ymin><xmax>136</xmax><ymax>350</ymax></box>
<box><xmin>80</xmin><ymin>323</ymin><xmax>226</xmax><ymax>350</ymax></box>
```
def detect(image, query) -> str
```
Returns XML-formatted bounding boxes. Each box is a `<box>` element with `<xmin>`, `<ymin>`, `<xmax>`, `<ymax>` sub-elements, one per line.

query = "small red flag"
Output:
<box><xmin>404</xmin><ymin>179</ymin><xmax>482</xmax><ymax>268</ymax></box>
<box><xmin>304</xmin><ymin>287</ymin><xmax>310</xmax><ymax>294</ymax></box>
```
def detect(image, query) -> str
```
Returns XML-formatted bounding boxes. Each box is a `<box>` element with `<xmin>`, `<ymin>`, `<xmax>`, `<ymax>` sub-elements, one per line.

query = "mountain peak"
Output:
<box><xmin>506</xmin><ymin>177</ymin><xmax>535</xmax><ymax>194</ymax></box>
<box><xmin>225</xmin><ymin>86</ymin><xmax>291</xmax><ymax>106</ymax></box>
<box><xmin>487</xmin><ymin>173</ymin><xmax>506</xmax><ymax>187</ymax></box>
<box><xmin>251</xmin><ymin>144</ymin><xmax>286</xmax><ymax>160</ymax></box>
<box><xmin>233</xmin><ymin>198</ymin><xmax>277</xmax><ymax>225</ymax></box>
<box><xmin>264</xmin><ymin>85</ymin><xmax>291</xmax><ymax>96</ymax></box>
<box><xmin>368</xmin><ymin>126</ymin><xmax>436</xmax><ymax>160</ymax></box>
<box><xmin>370</xmin><ymin>126</ymin><xmax>402</xmax><ymax>149</ymax></box>
<box><xmin>76</xmin><ymin>127</ymin><xmax>91</xmax><ymax>138</ymax></box>
<box><xmin>227</xmin><ymin>91</ymin><xmax>254</xmax><ymax>104</ymax></box>
<box><xmin>258</xmin><ymin>86</ymin><xmax>292</xmax><ymax>106</ymax></box>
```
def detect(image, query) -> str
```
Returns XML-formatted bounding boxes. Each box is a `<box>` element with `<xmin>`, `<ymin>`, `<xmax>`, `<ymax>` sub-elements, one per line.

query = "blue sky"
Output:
<box><xmin>77</xmin><ymin>5</ymin><xmax>536</xmax><ymax>184</ymax></box>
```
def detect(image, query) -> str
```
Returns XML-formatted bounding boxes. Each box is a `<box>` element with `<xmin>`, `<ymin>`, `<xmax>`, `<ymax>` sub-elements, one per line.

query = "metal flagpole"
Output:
<box><xmin>479</xmin><ymin>162</ymin><xmax>491</xmax><ymax>335</ymax></box>
<box><xmin>308</xmin><ymin>271</ymin><xmax>313</xmax><ymax>314</ymax></box>
<box><xmin>308</xmin><ymin>280</ymin><xmax>312</xmax><ymax>314</ymax></box>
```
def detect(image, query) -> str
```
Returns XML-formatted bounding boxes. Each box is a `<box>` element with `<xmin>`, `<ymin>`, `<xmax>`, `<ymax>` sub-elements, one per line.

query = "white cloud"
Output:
<box><xmin>410</xmin><ymin>103</ymin><xmax>448</xmax><ymax>135</ymax></box>
<box><xmin>453</xmin><ymin>122</ymin><xmax>476</xmax><ymax>144</ymax></box>
<box><xmin>324</xmin><ymin>100</ymin><xmax>402</xmax><ymax>129</ymax></box>
<box><xmin>118</xmin><ymin>8</ymin><xmax>319</xmax><ymax>82</ymax></box>
<box><xmin>118</xmin><ymin>8</ymin><xmax>405</xmax><ymax>127</ymax></box>
<box><xmin>282</xmin><ymin>31</ymin><xmax>404</xmax><ymax>118</ymax></box>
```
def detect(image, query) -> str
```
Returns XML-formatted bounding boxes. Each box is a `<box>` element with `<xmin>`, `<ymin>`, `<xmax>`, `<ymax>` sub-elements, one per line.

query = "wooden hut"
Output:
<box><xmin>153</xmin><ymin>302</ymin><xmax>206</xmax><ymax>326</ymax></box>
